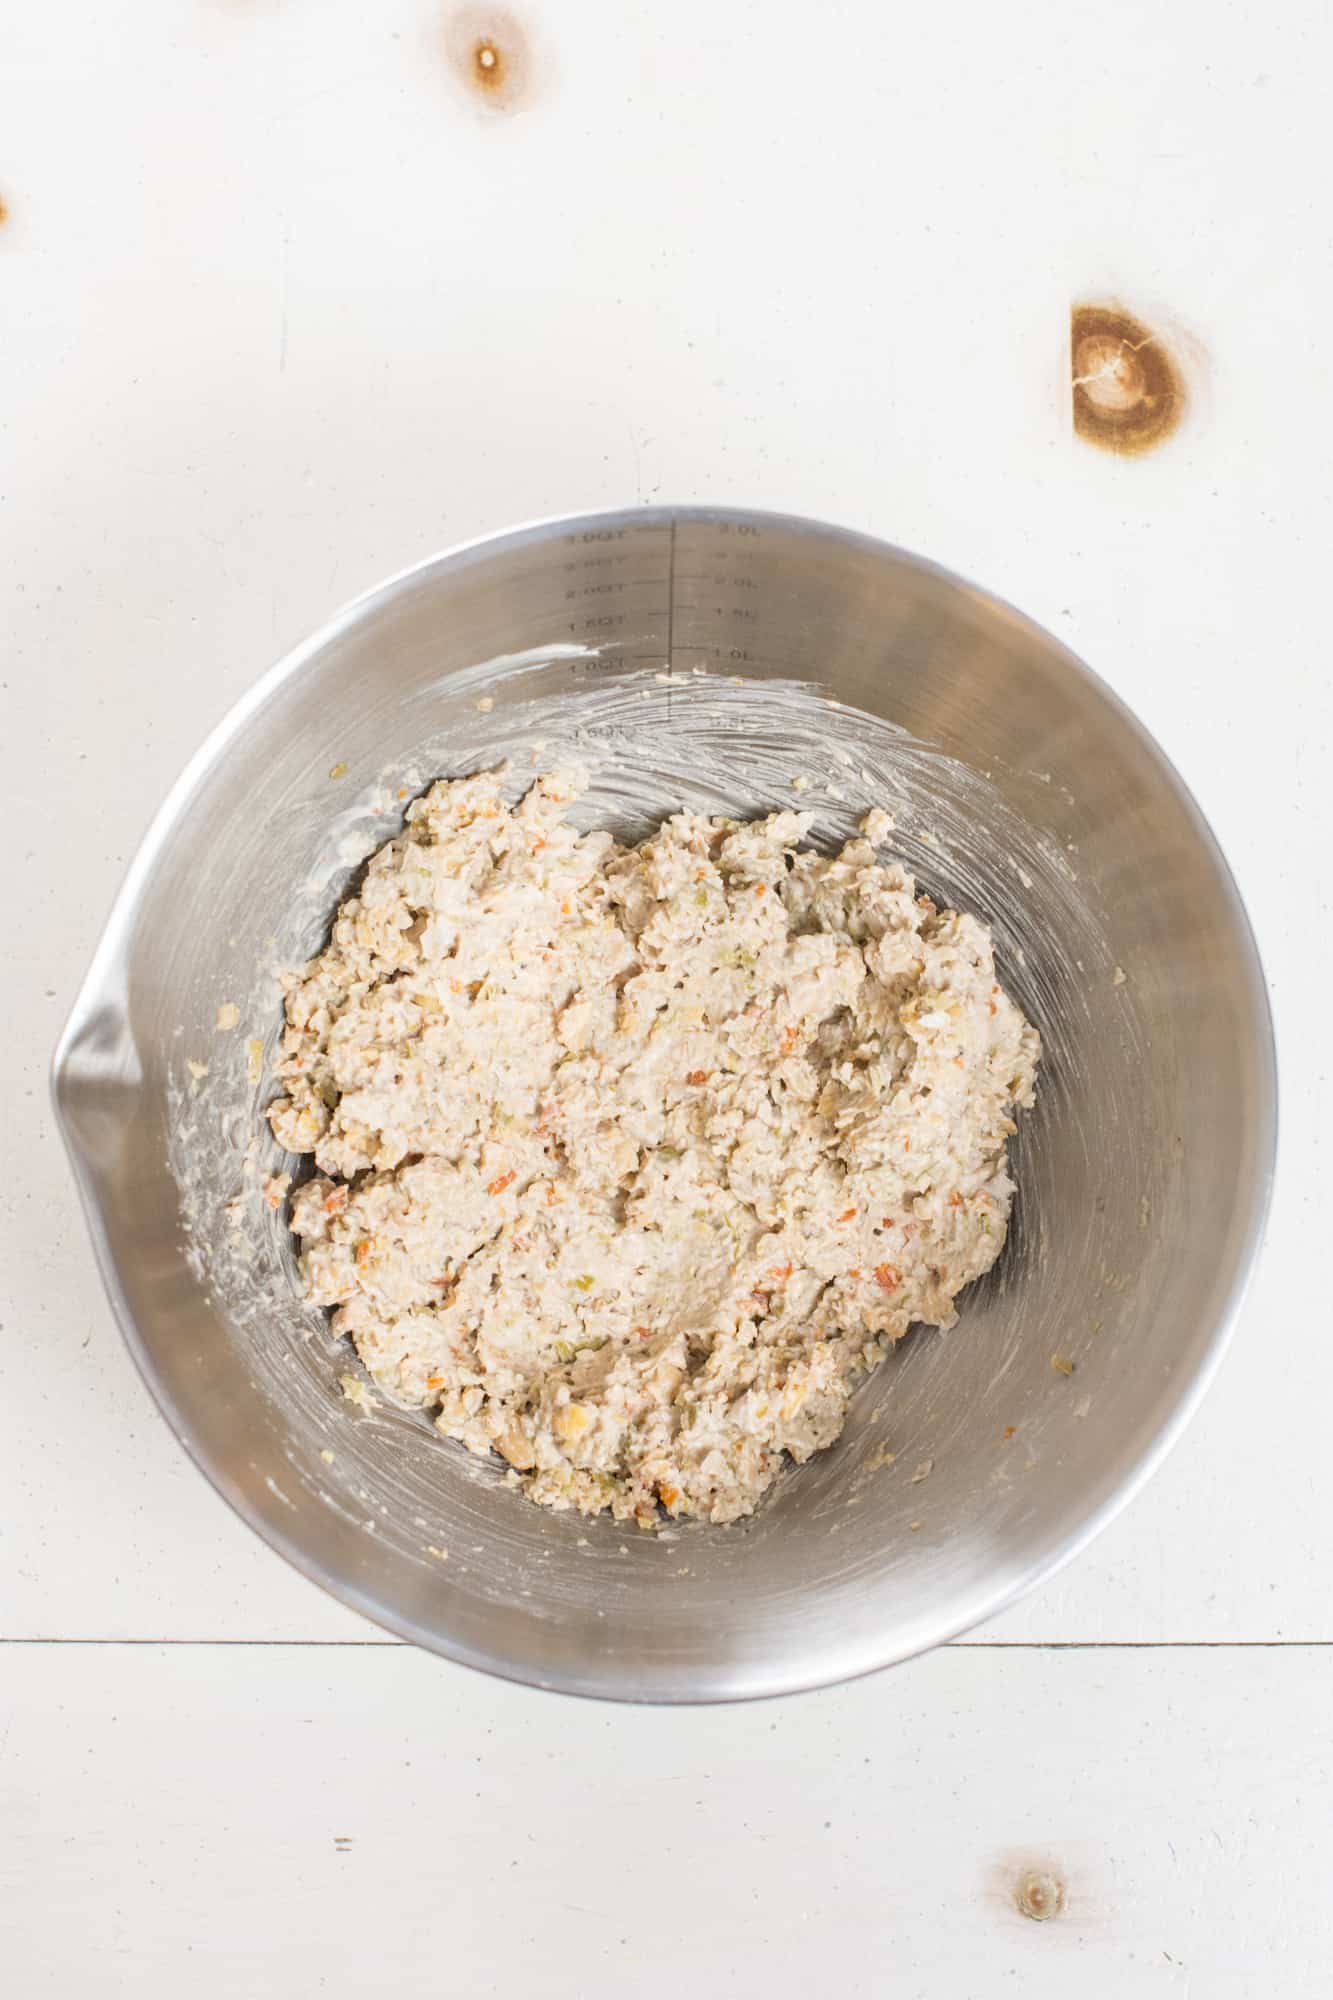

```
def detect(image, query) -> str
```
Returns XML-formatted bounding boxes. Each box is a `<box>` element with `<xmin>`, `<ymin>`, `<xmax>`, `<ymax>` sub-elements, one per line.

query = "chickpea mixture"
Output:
<box><xmin>268</xmin><ymin>768</ymin><xmax>1039</xmax><ymax>1525</ymax></box>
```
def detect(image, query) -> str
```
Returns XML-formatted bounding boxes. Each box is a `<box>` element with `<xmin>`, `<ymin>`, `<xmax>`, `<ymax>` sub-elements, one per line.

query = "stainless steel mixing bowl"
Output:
<box><xmin>54</xmin><ymin>507</ymin><xmax>1275</xmax><ymax>1701</ymax></box>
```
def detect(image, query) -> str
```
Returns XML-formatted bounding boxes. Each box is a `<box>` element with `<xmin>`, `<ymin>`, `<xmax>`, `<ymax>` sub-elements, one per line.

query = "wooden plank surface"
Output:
<box><xmin>2</xmin><ymin>0</ymin><xmax>1331</xmax><ymax>1987</ymax></box>
<box><xmin>4</xmin><ymin>1641</ymin><xmax>1329</xmax><ymax>1996</ymax></box>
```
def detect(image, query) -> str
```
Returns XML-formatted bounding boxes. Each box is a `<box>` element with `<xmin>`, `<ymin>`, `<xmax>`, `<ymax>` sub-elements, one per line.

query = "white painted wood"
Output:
<box><xmin>2</xmin><ymin>0</ymin><xmax>1328</xmax><ymax>1659</ymax></box>
<box><xmin>3</xmin><ymin>1641</ymin><xmax>1329</xmax><ymax>1996</ymax></box>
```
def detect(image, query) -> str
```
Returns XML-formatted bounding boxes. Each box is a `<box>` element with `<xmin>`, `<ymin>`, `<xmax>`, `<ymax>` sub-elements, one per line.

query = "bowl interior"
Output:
<box><xmin>56</xmin><ymin>510</ymin><xmax>1274</xmax><ymax>1699</ymax></box>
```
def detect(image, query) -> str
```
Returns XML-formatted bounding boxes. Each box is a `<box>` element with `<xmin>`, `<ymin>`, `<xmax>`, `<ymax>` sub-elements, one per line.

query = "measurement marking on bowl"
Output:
<box><xmin>1071</xmin><ymin>304</ymin><xmax>1183</xmax><ymax>455</ymax></box>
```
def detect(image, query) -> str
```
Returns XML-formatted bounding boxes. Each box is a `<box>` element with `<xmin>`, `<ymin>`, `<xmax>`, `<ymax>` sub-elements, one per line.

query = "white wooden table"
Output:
<box><xmin>4</xmin><ymin>2</ymin><xmax>1328</xmax><ymax>1989</ymax></box>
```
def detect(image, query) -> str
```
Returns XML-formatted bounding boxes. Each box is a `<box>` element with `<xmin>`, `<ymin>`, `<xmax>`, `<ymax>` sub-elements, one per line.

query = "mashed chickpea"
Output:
<box><xmin>269</xmin><ymin>768</ymin><xmax>1039</xmax><ymax>1526</ymax></box>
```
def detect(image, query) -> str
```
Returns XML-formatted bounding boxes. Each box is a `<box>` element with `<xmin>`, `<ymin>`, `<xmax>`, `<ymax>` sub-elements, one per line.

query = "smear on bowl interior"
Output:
<box><xmin>267</xmin><ymin>767</ymin><xmax>1039</xmax><ymax>1527</ymax></box>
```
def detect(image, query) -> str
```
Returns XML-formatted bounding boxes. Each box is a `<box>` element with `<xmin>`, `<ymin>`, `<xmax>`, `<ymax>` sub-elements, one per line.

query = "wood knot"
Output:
<box><xmin>1071</xmin><ymin>303</ymin><xmax>1183</xmax><ymax>455</ymax></box>
<box><xmin>1015</xmin><ymin>1868</ymin><xmax>1066</xmax><ymax>1922</ymax></box>
<box><xmin>444</xmin><ymin>7</ymin><xmax>536</xmax><ymax>113</ymax></box>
